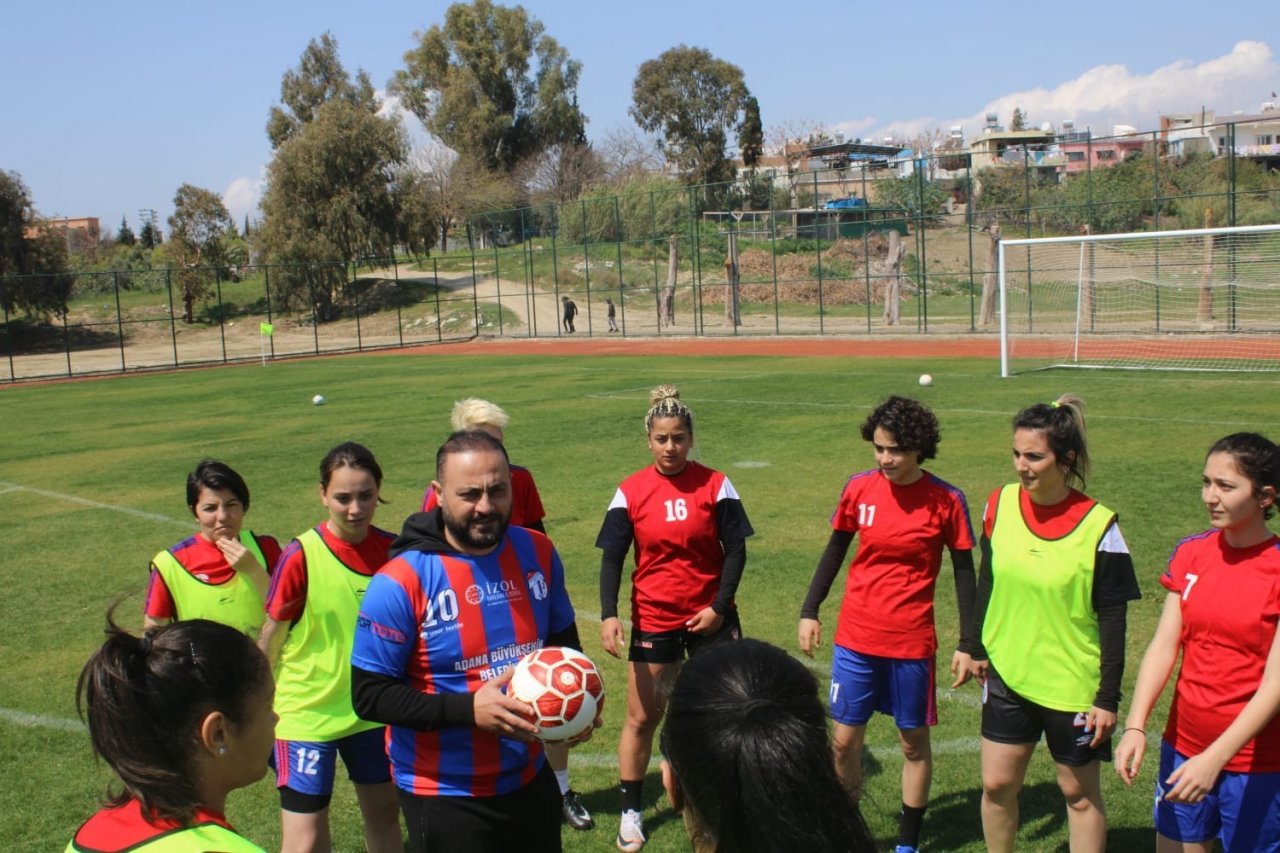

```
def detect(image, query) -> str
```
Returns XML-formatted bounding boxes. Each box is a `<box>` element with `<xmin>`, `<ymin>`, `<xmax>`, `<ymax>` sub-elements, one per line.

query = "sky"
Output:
<box><xmin>3</xmin><ymin>1</ymin><xmax>1277</xmax><ymax>232</ymax></box>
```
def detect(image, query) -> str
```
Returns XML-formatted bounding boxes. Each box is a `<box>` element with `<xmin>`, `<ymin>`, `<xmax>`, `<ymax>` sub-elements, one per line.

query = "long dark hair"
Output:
<box><xmin>1012</xmin><ymin>394</ymin><xmax>1089</xmax><ymax>489</ymax></box>
<box><xmin>76</xmin><ymin>614</ymin><xmax>270</xmax><ymax>821</ymax></box>
<box><xmin>661</xmin><ymin>639</ymin><xmax>875</xmax><ymax>852</ymax></box>
<box><xmin>1208</xmin><ymin>432</ymin><xmax>1280</xmax><ymax>521</ymax></box>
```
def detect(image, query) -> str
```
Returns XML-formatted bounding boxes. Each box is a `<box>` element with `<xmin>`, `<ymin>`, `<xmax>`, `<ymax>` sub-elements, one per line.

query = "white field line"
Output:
<box><xmin>0</xmin><ymin>481</ymin><xmax>188</xmax><ymax>528</ymax></box>
<box><xmin>0</xmin><ymin>707</ymin><xmax>83</xmax><ymax>733</ymax></box>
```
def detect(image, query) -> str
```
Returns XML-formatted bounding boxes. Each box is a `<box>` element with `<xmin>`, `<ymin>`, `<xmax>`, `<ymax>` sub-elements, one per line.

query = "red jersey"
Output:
<box><xmin>66</xmin><ymin>798</ymin><xmax>257</xmax><ymax>852</ymax></box>
<box><xmin>596</xmin><ymin>461</ymin><xmax>754</xmax><ymax>632</ymax></box>
<box><xmin>265</xmin><ymin>523</ymin><xmax>394</xmax><ymax>622</ymax></box>
<box><xmin>422</xmin><ymin>463</ymin><xmax>546</xmax><ymax>527</ymax></box>
<box><xmin>832</xmin><ymin>470</ymin><xmax>974</xmax><ymax>658</ymax></box>
<box><xmin>144</xmin><ymin>532</ymin><xmax>281</xmax><ymax>620</ymax></box>
<box><xmin>1160</xmin><ymin>529</ymin><xmax>1280</xmax><ymax>772</ymax></box>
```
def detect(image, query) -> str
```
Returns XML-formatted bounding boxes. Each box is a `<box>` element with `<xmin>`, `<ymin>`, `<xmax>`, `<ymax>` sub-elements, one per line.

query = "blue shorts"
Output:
<box><xmin>1155</xmin><ymin>740</ymin><xmax>1280</xmax><ymax>851</ymax></box>
<box><xmin>828</xmin><ymin>645</ymin><xmax>936</xmax><ymax>729</ymax></box>
<box><xmin>273</xmin><ymin>727</ymin><xmax>391</xmax><ymax>804</ymax></box>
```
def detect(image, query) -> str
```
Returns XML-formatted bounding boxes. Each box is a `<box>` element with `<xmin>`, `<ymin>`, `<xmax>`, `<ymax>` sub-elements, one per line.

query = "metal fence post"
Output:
<box><xmin>166</xmin><ymin>268</ymin><xmax>178</xmax><ymax>367</ymax></box>
<box><xmin>264</xmin><ymin>265</ymin><xmax>276</xmax><ymax>360</ymax></box>
<box><xmin>113</xmin><ymin>271</ymin><xmax>126</xmax><ymax>371</ymax></box>
<box><xmin>215</xmin><ymin>268</ymin><xmax>228</xmax><ymax>363</ymax></box>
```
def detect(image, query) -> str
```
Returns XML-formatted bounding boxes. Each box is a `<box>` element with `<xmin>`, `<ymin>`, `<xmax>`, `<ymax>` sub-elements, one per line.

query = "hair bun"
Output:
<box><xmin>649</xmin><ymin>384</ymin><xmax>680</xmax><ymax>406</ymax></box>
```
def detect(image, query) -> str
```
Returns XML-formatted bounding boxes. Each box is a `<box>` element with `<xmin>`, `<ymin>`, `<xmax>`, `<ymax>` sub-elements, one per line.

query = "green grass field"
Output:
<box><xmin>1</xmin><ymin>347</ymin><xmax>1273</xmax><ymax>851</ymax></box>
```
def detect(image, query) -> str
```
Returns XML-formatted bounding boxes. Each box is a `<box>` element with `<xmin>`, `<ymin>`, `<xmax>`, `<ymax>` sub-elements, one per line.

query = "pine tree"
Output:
<box><xmin>116</xmin><ymin>215</ymin><xmax>136</xmax><ymax>245</ymax></box>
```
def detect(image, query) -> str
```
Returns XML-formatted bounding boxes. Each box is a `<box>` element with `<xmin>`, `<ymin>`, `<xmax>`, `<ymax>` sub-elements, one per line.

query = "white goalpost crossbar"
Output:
<box><xmin>998</xmin><ymin>223</ymin><xmax>1280</xmax><ymax>377</ymax></box>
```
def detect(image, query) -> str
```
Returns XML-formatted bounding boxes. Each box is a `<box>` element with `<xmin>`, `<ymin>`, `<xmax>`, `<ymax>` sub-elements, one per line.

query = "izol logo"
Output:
<box><xmin>465</xmin><ymin>584</ymin><xmax>484</xmax><ymax>605</ymax></box>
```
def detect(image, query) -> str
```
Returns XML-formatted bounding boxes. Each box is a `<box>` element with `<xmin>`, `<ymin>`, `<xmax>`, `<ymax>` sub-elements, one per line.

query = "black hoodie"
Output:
<box><xmin>351</xmin><ymin>508</ymin><xmax>581</xmax><ymax>731</ymax></box>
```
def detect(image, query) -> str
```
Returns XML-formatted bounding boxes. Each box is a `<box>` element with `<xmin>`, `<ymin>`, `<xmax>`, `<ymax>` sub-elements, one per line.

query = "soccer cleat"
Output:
<box><xmin>561</xmin><ymin>789</ymin><xmax>594</xmax><ymax>830</ymax></box>
<box><xmin>616</xmin><ymin>809</ymin><xmax>646</xmax><ymax>852</ymax></box>
<box><xmin>894</xmin><ymin>846</ymin><xmax>919</xmax><ymax>853</ymax></box>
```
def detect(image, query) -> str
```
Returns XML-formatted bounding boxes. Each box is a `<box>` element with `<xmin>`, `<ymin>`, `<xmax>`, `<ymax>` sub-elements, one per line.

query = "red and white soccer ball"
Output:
<box><xmin>508</xmin><ymin>646</ymin><xmax>605</xmax><ymax>742</ymax></box>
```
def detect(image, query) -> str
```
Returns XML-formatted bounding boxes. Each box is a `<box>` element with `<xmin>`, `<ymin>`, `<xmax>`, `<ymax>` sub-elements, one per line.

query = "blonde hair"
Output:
<box><xmin>645</xmin><ymin>384</ymin><xmax>694</xmax><ymax>434</ymax></box>
<box><xmin>451</xmin><ymin>398</ymin><xmax>509</xmax><ymax>433</ymax></box>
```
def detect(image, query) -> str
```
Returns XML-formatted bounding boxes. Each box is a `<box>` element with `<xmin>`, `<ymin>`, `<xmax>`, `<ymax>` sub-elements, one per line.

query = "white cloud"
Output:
<box><xmin>222</xmin><ymin>171</ymin><xmax>264</xmax><ymax>226</ymax></box>
<box><xmin>858</xmin><ymin>40</ymin><xmax>1279</xmax><ymax>146</ymax></box>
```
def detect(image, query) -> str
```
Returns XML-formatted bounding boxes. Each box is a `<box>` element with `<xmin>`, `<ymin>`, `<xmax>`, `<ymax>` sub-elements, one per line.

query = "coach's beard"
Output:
<box><xmin>443</xmin><ymin>506</ymin><xmax>510</xmax><ymax>552</ymax></box>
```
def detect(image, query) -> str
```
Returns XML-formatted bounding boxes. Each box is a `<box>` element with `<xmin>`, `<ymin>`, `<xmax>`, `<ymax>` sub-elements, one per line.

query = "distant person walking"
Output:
<box><xmin>562</xmin><ymin>296</ymin><xmax>578</xmax><ymax>333</ymax></box>
<box><xmin>606</xmin><ymin>299</ymin><xmax>619</xmax><ymax>333</ymax></box>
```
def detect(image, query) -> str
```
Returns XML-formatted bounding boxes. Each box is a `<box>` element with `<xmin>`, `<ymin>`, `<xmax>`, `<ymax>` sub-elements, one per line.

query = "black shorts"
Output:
<box><xmin>397</xmin><ymin>763</ymin><xmax>560</xmax><ymax>853</ymax></box>
<box><xmin>981</xmin><ymin>666</ymin><xmax>1111</xmax><ymax>767</ymax></box>
<box><xmin>627</xmin><ymin>610</ymin><xmax>742</xmax><ymax>664</ymax></box>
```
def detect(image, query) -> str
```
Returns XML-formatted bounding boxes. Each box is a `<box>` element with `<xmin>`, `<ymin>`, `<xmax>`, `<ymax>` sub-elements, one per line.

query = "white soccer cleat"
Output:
<box><xmin>616</xmin><ymin>809</ymin><xmax>646</xmax><ymax>852</ymax></box>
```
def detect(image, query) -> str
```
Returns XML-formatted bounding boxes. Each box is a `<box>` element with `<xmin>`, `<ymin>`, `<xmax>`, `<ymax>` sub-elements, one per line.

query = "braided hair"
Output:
<box><xmin>645</xmin><ymin>384</ymin><xmax>694</xmax><ymax>436</ymax></box>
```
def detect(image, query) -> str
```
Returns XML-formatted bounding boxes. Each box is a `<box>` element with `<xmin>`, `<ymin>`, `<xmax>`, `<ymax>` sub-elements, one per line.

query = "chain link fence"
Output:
<box><xmin>4</xmin><ymin>122</ymin><xmax>1279</xmax><ymax>382</ymax></box>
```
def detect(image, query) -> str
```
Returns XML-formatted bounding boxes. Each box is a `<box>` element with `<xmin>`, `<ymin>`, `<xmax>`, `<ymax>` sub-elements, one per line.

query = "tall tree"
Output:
<box><xmin>1011</xmin><ymin>107</ymin><xmax>1027</xmax><ymax>132</ymax></box>
<box><xmin>739</xmin><ymin>96</ymin><xmax>764</xmax><ymax>169</ymax></box>
<box><xmin>167</xmin><ymin>184</ymin><xmax>234</xmax><ymax>323</ymax></box>
<box><xmin>392</xmin><ymin>0</ymin><xmax>586</xmax><ymax>174</ymax></box>
<box><xmin>138</xmin><ymin>219</ymin><xmax>161</xmax><ymax>249</ymax></box>
<box><xmin>267</xmin><ymin>32</ymin><xmax>378</xmax><ymax>149</ymax></box>
<box><xmin>259</xmin><ymin>99</ymin><xmax>406</xmax><ymax>320</ymax></box>
<box><xmin>260</xmin><ymin>35</ymin><xmax>407</xmax><ymax>321</ymax></box>
<box><xmin>116</xmin><ymin>215</ymin><xmax>136</xmax><ymax>246</ymax></box>
<box><xmin>0</xmin><ymin>170</ymin><xmax>72</xmax><ymax>319</ymax></box>
<box><xmin>630</xmin><ymin>45</ymin><xmax>753</xmax><ymax>187</ymax></box>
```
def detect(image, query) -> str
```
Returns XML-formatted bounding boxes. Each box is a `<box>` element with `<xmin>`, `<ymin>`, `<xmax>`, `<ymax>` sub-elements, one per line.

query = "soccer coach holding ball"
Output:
<box><xmin>352</xmin><ymin>430</ymin><xmax>589</xmax><ymax>853</ymax></box>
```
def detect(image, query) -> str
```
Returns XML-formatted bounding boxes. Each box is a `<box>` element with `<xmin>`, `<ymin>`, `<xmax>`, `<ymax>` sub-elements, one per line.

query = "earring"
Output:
<box><xmin>217</xmin><ymin>746</ymin><xmax>227</xmax><ymax>756</ymax></box>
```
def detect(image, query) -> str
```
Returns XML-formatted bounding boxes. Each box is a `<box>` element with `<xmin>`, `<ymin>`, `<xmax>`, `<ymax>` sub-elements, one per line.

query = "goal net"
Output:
<box><xmin>998</xmin><ymin>223</ymin><xmax>1280</xmax><ymax>376</ymax></box>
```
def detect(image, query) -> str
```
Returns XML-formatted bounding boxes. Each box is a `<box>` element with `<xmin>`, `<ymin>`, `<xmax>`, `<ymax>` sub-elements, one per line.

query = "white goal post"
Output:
<box><xmin>998</xmin><ymin>223</ymin><xmax>1280</xmax><ymax>376</ymax></box>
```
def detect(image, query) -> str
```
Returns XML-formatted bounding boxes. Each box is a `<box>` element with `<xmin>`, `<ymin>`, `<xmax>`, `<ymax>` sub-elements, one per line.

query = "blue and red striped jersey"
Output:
<box><xmin>352</xmin><ymin>526</ymin><xmax>575</xmax><ymax>796</ymax></box>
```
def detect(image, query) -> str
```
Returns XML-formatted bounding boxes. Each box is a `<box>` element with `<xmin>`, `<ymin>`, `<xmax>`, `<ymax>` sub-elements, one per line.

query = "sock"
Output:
<box><xmin>619</xmin><ymin>779</ymin><xmax>644</xmax><ymax>813</ymax></box>
<box><xmin>554</xmin><ymin>769</ymin><xmax>570</xmax><ymax>795</ymax></box>
<box><xmin>898</xmin><ymin>804</ymin><xmax>926</xmax><ymax>848</ymax></box>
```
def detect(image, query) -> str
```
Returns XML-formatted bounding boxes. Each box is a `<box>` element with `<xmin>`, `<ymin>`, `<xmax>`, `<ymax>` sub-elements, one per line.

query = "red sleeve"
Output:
<box><xmin>520</xmin><ymin>472</ymin><xmax>546</xmax><ymax>525</ymax></box>
<box><xmin>144</xmin><ymin>567</ymin><xmax>176</xmax><ymax>619</ymax></box>
<box><xmin>256</xmin><ymin>535</ymin><xmax>283</xmax><ymax>576</ymax></box>
<box><xmin>265</xmin><ymin>540</ymin><xmax>308</xmax><ymax>622</ymax></box>
<box><xmin>829</xmin><ymin>476</ymin><xmax>863</xmax><ymax>534</ymax></box>
<box><xmin>945</xmin><ymin>488</ymin><xmax>977</xmax><ymax>551</ymax></box>
<box><xmin>1160</xmin><ymin>539</ymin><xmax>1191</xmax><ymax>596</ymax></box>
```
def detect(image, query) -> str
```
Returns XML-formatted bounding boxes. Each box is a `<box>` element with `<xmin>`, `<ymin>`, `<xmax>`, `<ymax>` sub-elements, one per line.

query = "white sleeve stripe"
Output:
<box><xmin>717</xmin><ymin>477</ymin><xmax>740</xmax><ymax>502</ymax></box>
<box><xmin>1098</xmin><ymin>523</ymin><xmax>1130</xmax><ymax>554</ymax></box>
<box><xmin>607</xmin><ymin>488</ymin><xmax>628</xmax><ymax>511</ymax></box>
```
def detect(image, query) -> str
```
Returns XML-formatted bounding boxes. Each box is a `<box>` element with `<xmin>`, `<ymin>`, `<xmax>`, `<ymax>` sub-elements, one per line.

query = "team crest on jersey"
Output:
<box><xmin>465</xmin><ymin>584</ymin><xmax>485</xmax><ymax>605</ymax></box>
<box><xmin>526</xmin><ymin>570</ymin><xmax>548</xmax><ymax>601</ymax></box>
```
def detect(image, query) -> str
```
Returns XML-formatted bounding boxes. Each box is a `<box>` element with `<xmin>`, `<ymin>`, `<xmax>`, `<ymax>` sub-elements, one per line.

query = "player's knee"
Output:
<box><xmin>901</xmin><ymin>741</ymin><xmax>931</xmax><ymax>763</ymax></box>
<box><xmin>899</xmin><ymin>728</ymin><xmax>931</xmax><ymax>763</ymax></box>
<box><xmin>1057</xmin><ymin>777</ymin><xmax>1099</xmax><ymax>810</ymax></box>
<box><xmin>982</xmin><ymin>769</ymin><xmax>1022</xmax><ymax>801</ymax></box>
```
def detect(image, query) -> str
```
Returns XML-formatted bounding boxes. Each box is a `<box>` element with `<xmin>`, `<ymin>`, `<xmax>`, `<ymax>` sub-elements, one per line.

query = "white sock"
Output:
<box><xmin>555</xmin><ymin>768</ymin><xmax>570</xmax><ymax>795</ymax></box>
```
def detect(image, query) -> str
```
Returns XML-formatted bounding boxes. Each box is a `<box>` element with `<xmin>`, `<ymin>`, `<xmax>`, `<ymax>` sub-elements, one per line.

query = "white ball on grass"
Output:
<box><xmin>312</xmin><ymin>394</ymin><xmax>326</xmax><ymax>405</ymax></box>
<box><xmin>918</xmin><ymin>374</ymin><xmax>933</xmax><ymax>387</ymax></box>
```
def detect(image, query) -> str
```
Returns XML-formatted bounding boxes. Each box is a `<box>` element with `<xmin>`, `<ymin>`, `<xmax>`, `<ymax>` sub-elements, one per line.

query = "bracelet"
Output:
<box><xmin>1123</xmin><ymin>727</ymin><xmax>1145</xmax><ymax>736</ymax></box>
